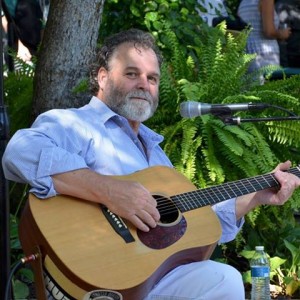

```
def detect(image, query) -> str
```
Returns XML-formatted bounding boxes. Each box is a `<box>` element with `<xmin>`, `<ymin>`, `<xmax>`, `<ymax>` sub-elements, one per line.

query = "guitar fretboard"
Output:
<box><xmin>171</xmin><ymin>166</ymin><xmax>300</xmax><ymax>213</ymax></box>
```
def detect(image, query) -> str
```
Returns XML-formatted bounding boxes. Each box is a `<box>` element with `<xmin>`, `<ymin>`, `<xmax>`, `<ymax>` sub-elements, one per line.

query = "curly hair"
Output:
<box><xmin>89</xmin><ymin>28</ymin><xmax>163</xmax><ymax>95</ymax></box>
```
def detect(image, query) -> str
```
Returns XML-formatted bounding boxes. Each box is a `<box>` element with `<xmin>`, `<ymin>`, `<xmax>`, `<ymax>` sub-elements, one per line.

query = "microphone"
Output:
<box><xmin>180</xmin><ymin>101</ymin><xmax>269</xmax><ymax>118</ymax></box>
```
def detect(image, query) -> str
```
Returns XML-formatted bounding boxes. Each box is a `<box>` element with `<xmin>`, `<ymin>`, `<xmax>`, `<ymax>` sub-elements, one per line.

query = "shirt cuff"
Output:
<box><xmin>212</xmin><ymin>198</ymin><xmax>244</xmax><ymax>244</ymax></box>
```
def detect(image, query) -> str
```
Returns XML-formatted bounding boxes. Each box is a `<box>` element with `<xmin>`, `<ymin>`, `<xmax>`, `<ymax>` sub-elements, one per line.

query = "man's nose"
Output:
<box><xmin>137</xmin><ymin>75</ymin><xmax>150</xmax><ymax>90</ymax></box>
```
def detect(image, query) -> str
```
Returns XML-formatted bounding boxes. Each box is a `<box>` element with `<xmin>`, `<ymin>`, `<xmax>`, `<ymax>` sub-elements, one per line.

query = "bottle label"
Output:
<box><xmin>251</xmin><ymin>266</ymin><xmax>270</xmax><ymax>277</ymax></box>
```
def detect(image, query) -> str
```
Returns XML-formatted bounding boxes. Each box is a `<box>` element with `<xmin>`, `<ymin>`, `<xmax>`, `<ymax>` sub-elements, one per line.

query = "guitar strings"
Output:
<box><xmin>154</xmin><ymin>167</ymin><xmax>300</xmax><ymax>217</ymax></box>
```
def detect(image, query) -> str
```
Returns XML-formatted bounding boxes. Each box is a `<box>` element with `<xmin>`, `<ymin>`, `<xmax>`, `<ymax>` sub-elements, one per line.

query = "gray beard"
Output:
<box><xmin>105</xmin><ymin>87</ymin><xmax>158</xmax><ymax>122</ymax></box>
<box><xmin>116</xmin><ymin>96</ymin><xmax>154</xmax><ymax>122</ymax></box>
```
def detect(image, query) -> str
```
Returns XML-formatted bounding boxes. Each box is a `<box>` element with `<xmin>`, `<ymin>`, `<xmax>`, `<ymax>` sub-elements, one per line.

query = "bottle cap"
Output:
<box><xmin>255</xmin><ymin>246</ymin><xmax>264</xmax><ymax>251</ymax></box>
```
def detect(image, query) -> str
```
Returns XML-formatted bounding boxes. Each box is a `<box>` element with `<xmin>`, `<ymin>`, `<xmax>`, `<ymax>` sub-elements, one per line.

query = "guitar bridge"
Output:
<box><xmin>101</xmin><ymin>205</ymin><xmax>135</xmax><ymax>243</ymax></box>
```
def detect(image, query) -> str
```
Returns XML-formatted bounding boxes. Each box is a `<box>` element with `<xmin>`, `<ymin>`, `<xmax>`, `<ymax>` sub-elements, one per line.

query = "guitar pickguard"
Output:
<box><xmin>137</xmin><ymin>216</ymin><xmax>187</xmax><ymax>249</ymax></box>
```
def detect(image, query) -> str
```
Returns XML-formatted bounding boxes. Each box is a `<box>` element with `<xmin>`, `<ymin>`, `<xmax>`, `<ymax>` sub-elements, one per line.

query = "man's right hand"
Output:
<box><xmin>52</xmin><ymin>169</ymin><xmax>160</xmax><ymax>232</ymax></box>
<box><xmin>102</xmin><ymin>179</ymin><xmax>160</xmax><ymax>232</ymax></box>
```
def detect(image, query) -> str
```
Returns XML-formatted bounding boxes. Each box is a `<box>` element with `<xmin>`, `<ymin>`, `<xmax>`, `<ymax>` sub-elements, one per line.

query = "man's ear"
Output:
<box><xmin>97</xmin><ymin>67</ymin><xmax>108</xmax><ymax>91</ymax></box>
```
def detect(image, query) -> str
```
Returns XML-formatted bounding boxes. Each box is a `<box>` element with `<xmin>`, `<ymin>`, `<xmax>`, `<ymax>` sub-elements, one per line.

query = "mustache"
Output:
<box><xmin>127</xmin><ymin>90</ymin><xmax>153</xmax><ymax>102</ymax></box>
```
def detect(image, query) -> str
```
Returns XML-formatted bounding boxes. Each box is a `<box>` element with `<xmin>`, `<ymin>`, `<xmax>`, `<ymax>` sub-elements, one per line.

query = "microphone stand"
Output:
<box><xmin>222</xmin><ymin>115</ymin><xmax>300</xmax><ymax>125</ymax></box>
<box><xmin>0</xmin><ymin>1</ymin><xmax>11</xmax><ymax>298</ymax></box>
<box><xmin>214</xmin><ymin>104</ymin><xmax>300</xmax><ymax>125</ymax></box>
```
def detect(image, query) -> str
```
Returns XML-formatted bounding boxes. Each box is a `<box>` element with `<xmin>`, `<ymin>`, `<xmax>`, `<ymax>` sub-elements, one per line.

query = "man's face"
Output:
<box><xmin>97</xmin><ymin>42</ymin><xmax>160</xmax><ymax>123</ymax></box>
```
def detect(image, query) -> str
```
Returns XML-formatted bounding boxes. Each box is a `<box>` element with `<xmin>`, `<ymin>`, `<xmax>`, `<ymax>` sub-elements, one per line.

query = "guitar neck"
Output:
<box><xmin>172</xmin><ymin>166</ymin><xmax>300</xmax><ymax>213</ymax></box>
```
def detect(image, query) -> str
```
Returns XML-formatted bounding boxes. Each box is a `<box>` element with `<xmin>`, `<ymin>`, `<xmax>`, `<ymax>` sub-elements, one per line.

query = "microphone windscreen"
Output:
<box><xmin>180</xmin><ymin>101</ymin><xmax>200</xmax><ymax>118</ymax></box>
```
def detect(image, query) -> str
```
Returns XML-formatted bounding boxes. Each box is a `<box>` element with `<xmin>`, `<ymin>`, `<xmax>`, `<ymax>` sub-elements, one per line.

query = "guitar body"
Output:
<box><xmin>19</xmin><ymin>166</ymin><xmax>222</xmax><ymax>299</ymax></box>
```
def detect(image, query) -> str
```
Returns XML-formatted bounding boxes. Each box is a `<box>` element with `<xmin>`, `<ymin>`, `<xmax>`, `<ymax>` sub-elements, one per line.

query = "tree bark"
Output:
<box><xmin>32</xmin><ymin>0</ymin><xmax>105</xmax><ymax>119</ymax></box>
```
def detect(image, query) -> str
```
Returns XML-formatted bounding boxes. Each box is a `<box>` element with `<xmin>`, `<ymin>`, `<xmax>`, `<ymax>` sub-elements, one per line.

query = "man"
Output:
<box><xmin>2</xmin><ymin>28</ymin><xmax>300</xmax><ymax>299</ymax></box>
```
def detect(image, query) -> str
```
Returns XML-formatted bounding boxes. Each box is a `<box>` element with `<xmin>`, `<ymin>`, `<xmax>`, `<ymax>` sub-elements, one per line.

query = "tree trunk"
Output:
<box><xmin>32</xmin><ymin>0</ymin><xmax>105</xmax><ymax>119</ymax></box>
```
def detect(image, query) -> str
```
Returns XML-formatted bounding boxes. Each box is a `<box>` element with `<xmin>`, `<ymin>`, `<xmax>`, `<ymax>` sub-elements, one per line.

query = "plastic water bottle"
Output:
<box><xmin>250</xmin><ymin>246</ymin><xmax>271</xmax><ymax>300</ymax></box>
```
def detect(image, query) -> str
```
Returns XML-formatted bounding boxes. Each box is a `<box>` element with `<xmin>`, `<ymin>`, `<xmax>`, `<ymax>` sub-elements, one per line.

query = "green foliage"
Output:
<box><xmin>148</xmin><ymin>23</ymin><xmax>299</xmax><ymax>185</ymax></box>
<box><xmin>4</xmin><ymin>57</ymin><xmax>34</xmax><ymax>298</ymax></box>
<box><xmin>4</xmin><ymin>59</ymin><xmax>34</xmax><ymax>134</ymax></box>
<box><xmin>144</xmin><ymin>21</ymin><xmax>300</xmax><ymax>296</ymax></box>
<box><xmin>4</xmin><ymin>1</ymin><xmax>300</xmax><ymax>297</ymax></box>
<box><xmin>100</xmin><ymin>0</ymin><xmax>205</xmax><ymax>53</ymax></box>
<box><xmin>240</xmin><ymin>239</ymin><xmax>300</xmax><ymax>297</ymax></box>
<box><xmin>10</xmin><ymin>212</ymin><xmax>33</xmax><ymax>299</ymax></box>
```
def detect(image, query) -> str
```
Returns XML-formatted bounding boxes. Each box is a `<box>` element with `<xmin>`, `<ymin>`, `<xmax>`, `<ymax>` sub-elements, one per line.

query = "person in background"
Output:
<box><xmin>1</xmin><ymin>0</ymin><xmax>49</xmax><ymax>67</ymax></box>
<box><xmin>2</xmin><ymin>28</ymin><xmax>300</xmax><ymax>300</ymax></box>
<box><xmin>238</xmin><ymin>0</ymin><xmax>291</xmax><ymax>82</ymax></box>
<box><xmin>275</xmin><ymin>0</ymin><xmax>300</xmax><ymax>68</ymax></box>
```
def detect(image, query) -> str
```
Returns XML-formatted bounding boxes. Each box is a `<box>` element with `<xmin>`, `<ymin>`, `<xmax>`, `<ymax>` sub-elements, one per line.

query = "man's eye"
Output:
<box><xmin>126</xmin><ymin>72</ymin><xmax>137</xmax><ymax>78</ymax></box>
<box><xmin>148</xmin><ymin>76</ymin><xmax>158</xmax><ymax>84</ymax></box>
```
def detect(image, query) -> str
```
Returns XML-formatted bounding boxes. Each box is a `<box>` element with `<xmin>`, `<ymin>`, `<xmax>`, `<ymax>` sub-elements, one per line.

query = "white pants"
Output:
<box><xmin>144</xmin><ymin>260</ymin><xmax>245</xmax><ymax>300</ymax></box>
<box><xmin>45</xmin><ymin>260</ymin><xmax>245</xmax><ymax>300</ymax></box>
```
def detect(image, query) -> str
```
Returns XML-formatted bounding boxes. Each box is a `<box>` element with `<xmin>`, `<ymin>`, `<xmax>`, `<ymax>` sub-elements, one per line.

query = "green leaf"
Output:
<box><xmin>12</xmin><ymin>279</ymin><xmax>30</xmax><ymax>299</ymax></box>
<box><xmin>270</xmin><ymin>256</ymin><xmax>286</xmax><ymax>270</ymax></box>
<box><xmin>130</xmin><ymin>4</ymin><xmax>141</xmax><ymax>17</ymax></box>
<box><xmin>145</xmin><ymin>11</ymin><xmax>158</xmax><ymax>22</ymax></box>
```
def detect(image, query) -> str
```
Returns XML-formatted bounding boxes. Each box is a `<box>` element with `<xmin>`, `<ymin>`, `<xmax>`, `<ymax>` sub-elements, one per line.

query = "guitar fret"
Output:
<box><xmin>190</xmin><ymin>194</ymin><xmax>200</xmax><ymax>209</ymax></box>
<box><xmin>235</xmin><ymin>180</ymin><xmax>250</xmax><ymax>194</ymax></box>
<box><xmin>181</xmin><ymin>199</ymin><xmax>189</xmax><ymax>211</ymax></box>
<box><xmin>222</xmin><ymin>182</ymin><xmax>238</xmax><ymax>198</ymax></box>
<box><xmin>219</xmin><ymin>184</ymin><xmax>233</xmax><ymax>199</ymax></box>
<box><xmin>232</xmin><ymin>181</ymin><xmax>244</xmax><ymax>195</ymax></box>
<box><xmin>239</xmin><ymin>178</ymin><xmax>259</xmax><ymax>194</ymax></box>
<box><xmin>208</xmin><ymin>186</ymin><xmax>230</xmax><ymax>204</ymax></box>
<box><xmin>202</xmin><ymin>189</ymin><xmax>219</xmax><ymax>205</ymax></box>
<box><xmin>256</xmin><ymin>175</ymin><xmax>273</xmax><ymax>189</ymax></box>
<box><xmin>175</xmin><ymin>194</ymin><xmax>197</xmax><ymax>212</ymax></box>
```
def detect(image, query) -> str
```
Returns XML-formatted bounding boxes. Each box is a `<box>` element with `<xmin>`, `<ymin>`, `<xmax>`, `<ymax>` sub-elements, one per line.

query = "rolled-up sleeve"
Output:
<box><xmin>212</xmin><ymin>198</ymin><xmax>244</xmax><ymax>244</ymax></box>
<box><xmin>2</xmin><ymin>112</ymin><xmax>92</xmax><ymax>198</ymax></box>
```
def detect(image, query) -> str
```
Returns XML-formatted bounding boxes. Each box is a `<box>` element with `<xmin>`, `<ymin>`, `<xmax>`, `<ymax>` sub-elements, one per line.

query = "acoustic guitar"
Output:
<box><xmin>18</xmin><ymin>165</ymin><xmax>300</xmax><ymax>300</ymax></box>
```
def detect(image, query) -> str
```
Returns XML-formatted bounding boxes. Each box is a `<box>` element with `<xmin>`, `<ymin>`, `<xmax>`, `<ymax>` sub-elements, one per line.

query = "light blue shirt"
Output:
<box><xmin>2</xmin><ymin>96</ymin><xmax>243</xmax><ymax>243</ymax></box>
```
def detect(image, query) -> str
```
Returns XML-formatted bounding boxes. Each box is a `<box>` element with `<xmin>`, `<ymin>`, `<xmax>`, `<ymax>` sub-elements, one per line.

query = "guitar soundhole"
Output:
<box><xmin>137</xmin><ymin>194</ymin><xmax>187</xmax><ymax>249</ymax></box>
<box><xmin>154</xmin><ymin>194</ymin><xmax>179</xmax><ymax>225</ymax></box>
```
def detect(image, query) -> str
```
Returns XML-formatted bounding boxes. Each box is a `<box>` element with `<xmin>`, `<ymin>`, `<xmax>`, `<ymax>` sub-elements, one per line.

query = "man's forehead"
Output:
<box><xmin>110</xmin><ymin>42</ymin><xmax>160</xmax><ymax>71</ymax></box>
<box><xmin>113</xmin><ymin>42</ymin><xmax>157</xmax><ymax>60</ymax></box>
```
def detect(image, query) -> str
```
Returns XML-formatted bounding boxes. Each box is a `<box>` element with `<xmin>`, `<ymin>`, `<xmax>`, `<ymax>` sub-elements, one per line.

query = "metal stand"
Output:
<box><xmin>0</xmin><ymin>1</ymin><xmax>11</xmax><ymax>298</ymax></box>
<box><xmin>216</xmin><ymin>103</ymin><xmax>300</xmax><ymax>125</ymax></box>
<box><xmin>222</xmin><ymin>115</ymin><xmax>300</xmax><ymax>125</ymax></box>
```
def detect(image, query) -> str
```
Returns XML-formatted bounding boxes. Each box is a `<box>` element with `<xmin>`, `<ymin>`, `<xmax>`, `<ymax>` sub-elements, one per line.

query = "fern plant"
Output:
<box><xmin>146</xmin><ymin>22</ymin><xmax>300</xmax><ymax>279</ymax></box>
<box><xmin>149</xmin><ymin>22</ymin><xmax>300</xmax><ymax>183</ymax></box>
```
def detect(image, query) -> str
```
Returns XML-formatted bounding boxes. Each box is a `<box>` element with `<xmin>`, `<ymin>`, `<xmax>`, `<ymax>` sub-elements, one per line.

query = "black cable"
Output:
<box><xmin>4</xmin><ymin>254</ymin><xmax>38</xmax><ymax>300</ymax></box>
<box><xmin>266</xmin><ymin>103</ymin><xmax>298</xmax><ymax>116</ymax></box>
<box><xmin>4</xmin><ymin>260</ymin><xmax>22</xmax><ymax>300</ymax></box>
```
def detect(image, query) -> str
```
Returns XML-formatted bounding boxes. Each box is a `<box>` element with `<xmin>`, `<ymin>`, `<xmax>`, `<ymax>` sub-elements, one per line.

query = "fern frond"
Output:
<box><xmin>267</xmin><ymin>121</ymin><xmax>300</xmax><ymax>146</ymax></box>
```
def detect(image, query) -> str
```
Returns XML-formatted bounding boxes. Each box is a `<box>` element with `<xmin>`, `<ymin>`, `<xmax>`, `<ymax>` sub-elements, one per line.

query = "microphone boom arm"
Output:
<box><xmin>222</xmin><ymin>115</ymin><xmax>300</xmax><ymax>125</ymax></box>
